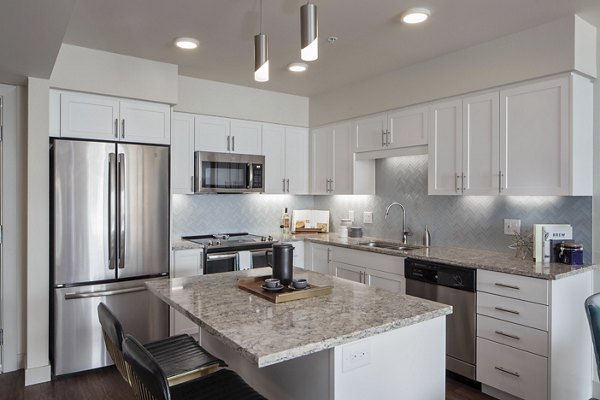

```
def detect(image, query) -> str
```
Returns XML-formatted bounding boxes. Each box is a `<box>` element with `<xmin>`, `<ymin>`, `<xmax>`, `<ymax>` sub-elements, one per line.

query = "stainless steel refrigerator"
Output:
<box><xmin>51</xmin><ymin>139</ymin><xmax>170</xmax><ymax>376</ymax></box>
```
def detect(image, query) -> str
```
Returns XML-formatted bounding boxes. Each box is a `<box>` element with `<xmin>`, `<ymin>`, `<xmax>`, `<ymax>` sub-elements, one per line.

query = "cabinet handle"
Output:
<box><xmin>456</xmin><ymin>174</ymin><xmax>461</xmax><ymax>192</ymax></box>
<box><xmin>499</xmin><ymin>170</ymin><xmax>504</xmax><ymax>193</ymax></box>
<box><xmin>286</xmin><ymin>178</ymin><xmax>290</xmax><ymax>193</ymax></box>
<box><xmin>121</xmin><ymin>119</ymin><xmax>125</xmax><ymax>139</ymax></box>
<box><xmin>227</xmin><ymin>136</ymin><xmax>230</xmax><ymax>151</ymax></box>
<box><xmin>190</xmin><ymin>176</ymin><xmax>194</xmax><ymax>192</ymax></box>
<box><xmin>382</xmin><ymin>130</ymin><xmax>386</xmax><ymax>147</ymax></box>
<box><xmin>494</xmin><ymin>282</ymin><xmax>520</xmax><ymax>290</ymax></box>
<box><xmin>494</xmin><ymin>330</ymin><xmax>521</xmax><ymax>340</ymax></box>
<box><xmin>494</xmin><ymin>306</ymin><xmax>520</xmax><ymax>315</ymax></box>
<box><xmin>232</xmin><ymin>136</ymin><xmax>235</xmax><ymax>152</ymax></box>
<box><xmin>330</xmin><ymin>179</ymin><xmax>334</xmax><ymax>193</ymax></box>
<box><xmin>114</xmin><ymin>118</ymin><xmax>119</xmax><ymax>138</ymax></box>
<box><xmin>462</xmin><ymin>174</ymin><xmax>466</xmax><ymax>191</ymax></box>
<box><xmin>327</xmin><ymin>248</ymin><xmax>331</xmax><ymax>264</ymax></box>
<box><xmin>386</xmin><ymin>130</ymin><xmax>391</xmax><ymax>146</ymax></box>
<box><xmin>282</xmin><ymin>179</ymin><xmax>286</xmax><ymax>192</ymax></box>
<box><xmin>494</xmin><ymin>366</ymin><xmax>520</xmax><ymax>378</ymax></box>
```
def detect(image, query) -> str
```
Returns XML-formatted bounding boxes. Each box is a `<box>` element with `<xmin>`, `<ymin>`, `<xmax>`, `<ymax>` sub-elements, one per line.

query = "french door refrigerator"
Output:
<box><xmin>51</xmin><ymin>139</ymin><xmax>170</xmax><ymax>376</ymax></box>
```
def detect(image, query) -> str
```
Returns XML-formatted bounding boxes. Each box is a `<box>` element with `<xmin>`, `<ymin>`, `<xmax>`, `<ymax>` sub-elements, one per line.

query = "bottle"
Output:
<box><xmin>423</xmin><ymin>225</ymin><xmax>431</xmax><ymax>247</ymax></box>
<box><xmin>282</xmin><ymin>208</ymin><xmax>291</xmax><ymax>235</ymax></box>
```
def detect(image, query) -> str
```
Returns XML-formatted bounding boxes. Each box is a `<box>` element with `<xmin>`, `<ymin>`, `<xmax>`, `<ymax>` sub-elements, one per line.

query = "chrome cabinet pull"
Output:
<box><xmin>121</xmin><ymin>119</ymin><xmax>125</xmax><ymax>139</ymax></box>
<box><xmin>282</xmin><ymin>179</ymin><xmax>286</xmax><ymax>192</ymax></box>
<box><xmin>456</xmin><ymin>174</ymin><xmax>461</xmax><ymax>192</ymax></box>
<box><xmin>494</xmin><ymin>282</ymin><xmax>520</xmax><ymax>290</ymax></box>
<box><xmin>190</xmin><ymin>176</ymin><xmax>194</xmax><ymax>192</ymax></box>
<box><xmin>286</xmin><ymin>178</ymin><xmax>290</xmax><ymax>193</ymax></box>
<box><xmin>108</xmin><ymin>153</ymin><xmax>117</xmax><ymax>270</ymax></box>
<box><xmin>386</xmin><ymin>130</ymin><xmax>391</xmax><ymax>146</ymax></box>
<box><xmin>65</xmin><ymin>286</ymin><xmax>146</xmax><ymax>300</ymax></box>
<box><xmin>232</xmin><ymin>136</ymin><xmax>235</xmax><ymax>152</ymax></box>
<box><xmin>494</xmin><ymin>366</ymin><xmax>520</xmax><ymax>378</ymax></box>
<box><xmin>330</xmin><ymin>179</ymin><xmax>334</xmax><ymax>193</ymax></box>
<box><xmin>462</xmin><ymin>174</ymin><xmax>466</xmax><ymax>191</ymax></box>
<box><xmin>499</xmin><ymin>170</ymin><xmax>504</xmax><ymax>193</ymax></box>
<box><xmin>114</xmin><ymin>118</ymin><xmax>119</xmax><ymax>138</ymax></box>
<box><xmin>494</xmin><ymin>306</ymin><xmax>520</xmax><ymax>315</ymax></box>
<box><xmin>495</xmin><ymin>330</ymin><xmax>521</xmax><ymax>340</ymax></box>
<box><xmin>382</xmin><ymin>130</ymin><xmax>386</xmax><ymax>147</ymax></box>
<box><xmin>327</xmin><ymin>248</ymin><xmax>331</xmax><ymax>264</ymax></box>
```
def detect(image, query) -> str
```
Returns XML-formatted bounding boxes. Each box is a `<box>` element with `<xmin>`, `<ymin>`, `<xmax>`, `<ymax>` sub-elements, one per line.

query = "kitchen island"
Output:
<box><xmin>146</xmin><ymin>267</ymin><xmax>452</xmax><ymax>400</ymax></box>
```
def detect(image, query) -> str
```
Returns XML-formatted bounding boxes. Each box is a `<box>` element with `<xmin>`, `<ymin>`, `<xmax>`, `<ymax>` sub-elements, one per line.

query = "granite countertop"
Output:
<box><xmin>303</xmin><ymin>234</ymin><xmax>597</xmax><ymax>280</ymax></box>
<box><xmin>145</xmin><ymin>267</ymin><xmax>451</xmax><ymax>368</ymax></box>
<box><xmin>171</xmin><ymin>239</ymin><xmax>205</xmax><ymax>251</ymax></box>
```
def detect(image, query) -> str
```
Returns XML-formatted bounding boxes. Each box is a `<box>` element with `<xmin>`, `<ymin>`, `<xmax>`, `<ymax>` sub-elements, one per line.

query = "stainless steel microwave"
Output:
<box><xmin>194</xmin><ymin>151</ymin><xmax>265</xmax><ymax>193</ymax></box>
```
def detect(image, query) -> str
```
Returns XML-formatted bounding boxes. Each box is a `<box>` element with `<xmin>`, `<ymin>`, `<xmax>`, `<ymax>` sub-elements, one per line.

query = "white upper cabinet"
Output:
<box><xmin>194</xmin><ymin>115</ymin><xmax>230</xmax><ymax>152</ymax></box>
<box><xmin>429</xmin><ymin>73</ymin><xmax>592</xmax><ymax>196</ymax></box>
<box><xmin>500</xmin><ymin>76</ymin><xmax>577</xmax><ymax>196</ymax></box>
<box><xmin>171</xmin><ymin>113</ymin><xmax>195</xmax><ymax>194</ymax></box>
<box><xmin>311</xmin><ymin>127</ymin><xmax>331</xmax><ymax>194</ymax></box>
<box><xmin>262</xmin><ymin>124</ymin><xmax>308</xmax><ymax>194</ymax></box>
<box><xmin>354</xmin><ymin>106</ymin><xmax>428</xmax><ymax>154</ymax></box>
<box><xmin>194</xmin><ymin>116</ymin><xmax>262</xmax><ymax>155</ymax></box>
<box><xmin>310</xmin><ymin>123</ymin><xmax>353</xmax><ymax>195</ymax></box>
<box><xmin>56</xmin><ymin>90</ymin><xmax>170</xmax><ymax>144</ymax></box>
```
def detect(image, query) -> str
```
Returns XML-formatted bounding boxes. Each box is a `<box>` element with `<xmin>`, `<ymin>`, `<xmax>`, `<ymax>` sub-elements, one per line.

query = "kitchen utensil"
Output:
<box><xmin>265</xmin><ymin>278</ymin><xmax>280</xmax><ymax>288</ymax></box>
<box><xmin>557</xmin><ymin>242</ymin><xmax>583</xmax><ymax>265</ymax></box>
<box><xmin>292</xmin><ymin>278</ymin><xmax>308</xmax><ymax>289</ymax></box>
<box><xmin>267</xmin><ymin>243</ymin><xmax>294</xmax><ymax>285</ymax></box>
<box><xmin>348</xmin><ymin>227</ymin><xmax>363</xmax><ymax>238</ymax></box>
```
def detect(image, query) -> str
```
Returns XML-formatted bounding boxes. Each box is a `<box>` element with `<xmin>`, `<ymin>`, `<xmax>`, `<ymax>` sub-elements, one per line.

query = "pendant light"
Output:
<box><xmin>254</xmin><ymin>0</ymin><xmax>269</xmax><ymax>82</ymax></box>
<box><xmin>300</xmin><ymin>1</ymin><xmax>318</xmax><ymax>61</ymax></box>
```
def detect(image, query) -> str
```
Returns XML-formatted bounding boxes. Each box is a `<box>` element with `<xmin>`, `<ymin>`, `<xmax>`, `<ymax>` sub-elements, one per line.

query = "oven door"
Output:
<box><xmin>204</xmin><ymin>249</ymin><xmax>272</xmax><ymax>274</ymax></box>
<box><xmin>194</xmin><ymin>151</ymin><xmax>264</xmax><ymax>193</ymax></box>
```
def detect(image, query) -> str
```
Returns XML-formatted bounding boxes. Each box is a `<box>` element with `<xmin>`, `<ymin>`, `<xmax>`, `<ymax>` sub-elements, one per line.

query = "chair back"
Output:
<box><xmin>123</xmin><ymin>334</ymin><xmax>171</xmax><ymax>400</ymax></box>
<box><xmin>97</xmin><ymin>302</ymin><xmax>128</xmax><ymax>381</ymax></box>
<box><xmin>585</xmin><ymin>292</ymin><xmax>600</xmax><ymax>377</ymax></box>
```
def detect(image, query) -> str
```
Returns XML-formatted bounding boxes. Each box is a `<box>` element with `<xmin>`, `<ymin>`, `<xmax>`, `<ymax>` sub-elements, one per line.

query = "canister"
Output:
<box><xmin>557</xmin><ymin>242</ymin><xmax>583</xmax><ymax>265</ymax></box>
<box><xmin>338</xmin><ymin>225</ymin><xmax>348</xmax><ymax>238</ymax></box>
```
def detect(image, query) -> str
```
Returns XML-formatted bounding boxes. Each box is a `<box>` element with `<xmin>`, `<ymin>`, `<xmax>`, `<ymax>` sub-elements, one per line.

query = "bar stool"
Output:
<box><xmin>585</xmin><ymin>293</ymin><xmax>600</xmax><ymax>400</ymax></box>
<box><xmin>98</xmin><ymin>302</ymin><xmax>226</xmax><ymax>386</ymax></box>
<box><xmin>123</xmin><ymin>334</ymin><xmax>266</xmax><ymax>400</ymax></box>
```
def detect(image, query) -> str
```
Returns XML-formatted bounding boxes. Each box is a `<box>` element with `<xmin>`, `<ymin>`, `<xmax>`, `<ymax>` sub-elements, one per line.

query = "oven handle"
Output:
<box><xmin>206</xmin><ymin>253</ymin><xmax>238</xmax><ymax>261</ymax></box>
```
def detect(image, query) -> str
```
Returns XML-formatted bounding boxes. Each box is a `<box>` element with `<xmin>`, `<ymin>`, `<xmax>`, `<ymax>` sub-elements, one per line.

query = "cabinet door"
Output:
<box><xmin>500</xmin><ymin>77</ymin><xmax>569</xmax><ymax>196</ymax></box>
<box><xmin>120</xmin><ymin>100</ymin><xmax>171</xmax><ymax>144</ymax></box>
<box><xmin>284</xmin><ymin>127</ymin><xmax>309</xmax><ymax>194</ymax></box>
<box><xmin>462</xmin><ymin>92</ymin><xmax>499</xmax><ymax>195</ymax></box>
<box><xmin>428</xmin><ymin>99</ymin><xmax>462</xmax><ymax>195</ymax></box>
<box><xmin>331</xmin><ymin>123</ymin><xmax>352</xmax><ymax>194</ymax></box>
<box><xmin>194</xmin><ymin>115</ymin><xmax>230</xmax><ymax>152</ymax></box>
<box><xmin>388</xmin><ymin>105</ymin><xmax>428</xmax><ymax>148</ymax></box>
<box><xmin>333</xmin><ymin>261</ymin><xmax>365</xmax><ymax>284</ymax></box>
<box><xmin>310</xmin><ymin>127</ymin><xmax>331</xmax><ymax>194</ymax></box>
<box><xmin>309</xmin><ymin>244</ymin><xmax>331</xmax><ymax>275</ymax></box>
<box><xmin>60</xmin><ymin>92</ymin><xmax>119</xmax><ymax>140</ymax></box>
<box><xmin>355</xmin><ymin>114</ymin><xmax>387</xmax><ymax>152</ymax></box>
<box><xmin>171</xmin><ymin>113</ymin><xmax>195</xmax><ymax>194</ymax></box>
<box><xmin>230</xmin><ymin>119</ymin><xmax>262</xmax><ymax>155</ymax></box>
<box><xmin>367</xmin><ymin>269</ymin><xmax>405</xmax><ymax>294</ymax></box>
<box><xmin>262</xmin><ymin>124</ymin><xmax>286</xmax><ymax>193</ymax></box>
<box><xmin>171</xmin><ymin>249</ymin><xmax>203</xmax><ymax>336</ymax></box>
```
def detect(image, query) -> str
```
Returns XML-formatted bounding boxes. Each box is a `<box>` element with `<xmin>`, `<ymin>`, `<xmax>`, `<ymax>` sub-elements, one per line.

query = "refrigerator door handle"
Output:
<box><xmin>118</xmin><ymin>153</ymin><xmax>126</xmax><ymax>269</ymax></box>
<box><xmin>108</xmin><ymin>153</ymin><xmax>117</xmax><ymax>270</ymax></box>
<box><xmin>64</xmin><ymin>286</ymin><xmax>146</xmax><ymax>300</ymax></box>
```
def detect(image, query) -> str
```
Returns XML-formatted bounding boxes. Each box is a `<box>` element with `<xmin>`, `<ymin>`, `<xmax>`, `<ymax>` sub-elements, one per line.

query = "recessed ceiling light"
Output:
<box><xmin>288</xmin><ymin>62</ymin><xmax>308</xmax><ymax>72</ymax></box>
<box><xmin>401</xmin><ymin>8</ymin><xmax>431</xmax><ymax>24</ymax></box>
<box><xmin>174</xmin><ymin>37</ymin><xmax>199</xmax><ymax>49</ymax></box>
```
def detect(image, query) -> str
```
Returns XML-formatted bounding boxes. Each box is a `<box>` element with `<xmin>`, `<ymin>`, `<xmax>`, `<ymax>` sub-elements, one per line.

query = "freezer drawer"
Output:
<box><xmin>53</xmin><ymin>278</ymin><xmax>168</xmax><ymax>376</ymax></box>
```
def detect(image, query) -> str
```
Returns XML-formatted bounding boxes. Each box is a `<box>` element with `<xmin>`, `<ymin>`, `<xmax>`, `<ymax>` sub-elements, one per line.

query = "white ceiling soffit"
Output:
<box><xmin>61</xmin><ymin>0</ymin><xmax>600</xmax><ymax>97</ymax></box>
<box><xmin>0</xmin><ymin>0</ymin><xmax>76</xmax><ymax>85</ymax></box>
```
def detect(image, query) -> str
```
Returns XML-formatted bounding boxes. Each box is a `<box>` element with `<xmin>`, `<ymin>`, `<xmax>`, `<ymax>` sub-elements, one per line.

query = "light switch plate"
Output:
<box><xmin>504</xmin><ymin>219</ymin><xmax>521</xmax><ymax>235</ymax></box>
<box><xmin>363</xmin><ymin>211</ymin><xmax>373</xmax><ymax>224</ymax></box>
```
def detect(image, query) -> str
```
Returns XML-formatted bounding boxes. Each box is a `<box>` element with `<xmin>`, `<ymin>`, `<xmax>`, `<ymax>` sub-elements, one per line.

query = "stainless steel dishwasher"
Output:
<box><xmin>405</xmin><ymin>258</ymin><xmax>476</xmax><ymax>381</ymax></box>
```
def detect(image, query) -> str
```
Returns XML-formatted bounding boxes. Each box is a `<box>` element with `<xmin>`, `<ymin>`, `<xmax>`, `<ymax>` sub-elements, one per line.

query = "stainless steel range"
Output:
<box><xmin>182</xmin><ymin>233</ymin><xmax>277</xmax><ymax>274</ymax></box>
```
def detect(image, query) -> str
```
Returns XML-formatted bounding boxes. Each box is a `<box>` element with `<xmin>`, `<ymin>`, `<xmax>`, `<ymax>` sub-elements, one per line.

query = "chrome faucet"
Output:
<box><xmin>385</xmin><ymin>202</ymin><xmax>409</xmax><ymax>244</ymax></box>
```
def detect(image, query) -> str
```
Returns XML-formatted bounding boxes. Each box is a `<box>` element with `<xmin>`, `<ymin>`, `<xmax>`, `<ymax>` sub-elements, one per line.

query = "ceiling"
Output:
<box><xmin>1</xmin><ymin>1</ymin><xmax>600</xmax><ymax>95</ymax></box>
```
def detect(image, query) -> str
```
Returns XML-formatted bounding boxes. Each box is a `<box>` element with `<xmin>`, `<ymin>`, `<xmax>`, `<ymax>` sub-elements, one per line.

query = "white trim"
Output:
<box><xmin>24</xmin><ymin>364</ymin><xmax>51</xmax><ymax>386</ymax></box>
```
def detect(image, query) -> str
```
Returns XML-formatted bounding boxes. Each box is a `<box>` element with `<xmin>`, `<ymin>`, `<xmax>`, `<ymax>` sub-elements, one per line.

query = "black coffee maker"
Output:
<box><xmin>267</xmin><ymin>243</ymin><xmax>294</xmax><ymax>285</ymax></box>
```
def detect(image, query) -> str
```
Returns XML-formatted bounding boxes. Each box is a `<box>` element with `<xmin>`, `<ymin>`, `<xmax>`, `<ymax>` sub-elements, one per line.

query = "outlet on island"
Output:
<box><xmin>342</xmin><ymin>339</ymin><xmax>371</xmax><ymax>372</ymax></box>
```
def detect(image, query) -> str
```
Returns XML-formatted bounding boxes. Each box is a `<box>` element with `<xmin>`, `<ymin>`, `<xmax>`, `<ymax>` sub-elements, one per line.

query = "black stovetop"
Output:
<box><xmin>182</xmin><ymin>232</ymin><xmax>277</xmax><ymax>253</ymax></box>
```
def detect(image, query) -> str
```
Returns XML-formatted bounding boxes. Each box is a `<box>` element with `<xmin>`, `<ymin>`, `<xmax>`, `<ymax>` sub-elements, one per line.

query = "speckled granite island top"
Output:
<box><xmin>300</xmin><ymin>233</ymin><xmax>597</xmax><ymax>280</ymax></box>
<box><xmin>145</xmin><ymin>267</ymin><xmax>451</xmax><ymax>368</ymax></box>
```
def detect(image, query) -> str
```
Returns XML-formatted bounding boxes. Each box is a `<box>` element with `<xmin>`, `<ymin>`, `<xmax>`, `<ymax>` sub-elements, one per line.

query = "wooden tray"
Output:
<box><xmin>237</xmin><ymin>276</ymin><xmax>332</xmax><ymax>304</ymax></box>
<box><xmin>293</xmin><ymin>228</ymin><xmax>325</xmax><ymax>233</ymax></box>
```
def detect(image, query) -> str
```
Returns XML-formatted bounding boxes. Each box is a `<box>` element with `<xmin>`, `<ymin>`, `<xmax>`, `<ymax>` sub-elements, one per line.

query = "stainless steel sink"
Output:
<box><xmin>357</xmin><ymin>241</ymin><xmax>424</xmax><ymax>251</ymax></box>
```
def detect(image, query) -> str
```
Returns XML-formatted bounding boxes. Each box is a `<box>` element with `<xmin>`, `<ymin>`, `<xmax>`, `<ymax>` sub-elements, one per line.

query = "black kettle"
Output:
<box><xmin>267</xmin><ymin>243</ymin><xmax>294</xmax><ymax>285</ymax></box>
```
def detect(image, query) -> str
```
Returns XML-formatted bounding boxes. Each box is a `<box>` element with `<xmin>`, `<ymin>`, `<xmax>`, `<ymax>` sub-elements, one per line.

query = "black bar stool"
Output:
<box><xmin>98</xmin><ymin>302</ymin><xmax>226</xmax><ymax>386</ymax></box>
<box><xmin>123</xmin><ymin>334</ymin><xmax>266</xmax><ymax>400</ymax></box>
<box><xmin>585</xmin><ymin>293</ymin><xmax>600</xmax><ymax>400</ymax></box>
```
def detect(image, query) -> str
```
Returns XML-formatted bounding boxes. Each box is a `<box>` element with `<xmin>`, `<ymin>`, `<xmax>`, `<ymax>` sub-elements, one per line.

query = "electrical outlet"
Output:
<box><xmin>363</xmin><ymin>211</ymin><xmax>373</xmax><ymax>224</ymax></box>
<box><xmin>504</xmin><ymin>219</ymin><xmax>521</xmax><ymax>235</ymax></box>
<box><xmin>342</xmin><ymin>339</ymin><xmax>371</xmax><ymax>372</ymax></box>
<box><xmin>348</xmin><ymin>210</ymin><xmax>354</xmax><ymax>222</ymax></box>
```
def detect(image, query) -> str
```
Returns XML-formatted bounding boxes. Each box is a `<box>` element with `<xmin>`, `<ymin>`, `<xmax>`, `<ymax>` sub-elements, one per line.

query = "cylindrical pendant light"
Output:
<box><xmin>254</xmin><ymin>33</ymin><xmax>269</xmax><ymax>82</ymax></box>
<box><xmin>300</xmin><ymin>2</ymin><xmax>318</xmax><ymax>61</ymax></box>
<box><xmin>254</xmin><ymin>0</ymin><xmax>269</xmax><ymax>82</ymax></box>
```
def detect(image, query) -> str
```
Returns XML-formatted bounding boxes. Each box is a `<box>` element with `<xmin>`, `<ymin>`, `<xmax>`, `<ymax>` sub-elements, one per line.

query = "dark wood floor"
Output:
<box><xmin>0</xmin><ymin>367</ymin><xmax>495</xmax><ymax>400</ymax></box>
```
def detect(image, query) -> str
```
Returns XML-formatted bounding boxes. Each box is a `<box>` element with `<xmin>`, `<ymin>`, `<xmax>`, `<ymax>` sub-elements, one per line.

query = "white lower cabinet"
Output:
<box><xmin>332</xmin><ymin>261</ymin><xmax>363</xmax><ymax>283</ymax></box>
<box><xmin>305</xmin><ymin>243</ymin><xmax>332</xmax><ymax>275</ymax></box>
<box><xmin>476</xmin><ymin>269</ymin><xmax>593</xmax><ymax>400</ymax></box>
<box><xmin>171</xmin><ymin>249</ymin><xmax>203</xmax><ymax>336</ymax></box>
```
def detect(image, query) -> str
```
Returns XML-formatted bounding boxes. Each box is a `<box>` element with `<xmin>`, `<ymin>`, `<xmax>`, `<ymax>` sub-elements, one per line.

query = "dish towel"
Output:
<box><xmin>236</xmin><ymin>251</ymin><xmax>253</xmax><ymax>271</ymax></box>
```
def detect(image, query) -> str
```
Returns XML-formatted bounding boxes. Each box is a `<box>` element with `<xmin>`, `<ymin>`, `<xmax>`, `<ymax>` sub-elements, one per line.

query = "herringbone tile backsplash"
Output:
<box><xmin>173</xmin><ymin>155</ymin><xmax>592</xmax><ymax>262</ymax></box>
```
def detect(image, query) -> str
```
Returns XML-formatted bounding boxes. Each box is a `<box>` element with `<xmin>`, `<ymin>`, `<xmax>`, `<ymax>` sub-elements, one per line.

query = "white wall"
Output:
<box><xmin>0</xmin><ymin>84</ymin><xmax>26</xmax><ymax>372</ymax></box>
<box><xmin>25</xmin><ymin>77</ymin><xmax>51</xmax><ymax>385</ymax></box>
<box><xmin>50</xmin><ymin>44</ymin><xmax>179</xmax><ymax>104</ymax></box>
<box><xmin>176</xmin><ymin>76</ymin><xmax>309</xmax><ymax>127</ymax></box>
<box><xmin>310</xmin><ymin>15</ymin><xmax>596</xmax><ymax>126</ymax></box>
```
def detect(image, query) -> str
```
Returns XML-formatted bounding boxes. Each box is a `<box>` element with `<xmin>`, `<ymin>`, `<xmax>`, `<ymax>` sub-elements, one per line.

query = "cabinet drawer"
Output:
<box><xmin>477</xmin><ymin>315</ymin><xmax>548</xmax><ymax>357</ymax></box>
<box><xmin>477</xmin><ymin>338</ymin><xmax>547</xmax><ymax>400</ymax></box>
<box><xmin>478</xmin><ymin>270</ymin><xmax>548</xmax><ymax>305</ymax></box>
<box><xmin>477</xmin><ymin>292</ymin><xmax>548</xmax><ymax>331</ymax></box>
<box><xmin>331</xmin><ymin>246</ymin><xmax>404</xmax><ymax>275</ymax></box>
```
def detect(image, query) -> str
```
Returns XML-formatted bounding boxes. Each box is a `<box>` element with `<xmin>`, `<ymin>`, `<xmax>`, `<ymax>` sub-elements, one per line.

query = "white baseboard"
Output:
<box><xmin>25</xmin><ymin>364</ymin><xmax>51</xmax><ymax>386</ymax></box>
<box><xmin>593</xmin><ymin>379</ymin><xmax>600</xmax><ymax>398</ymax></box>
